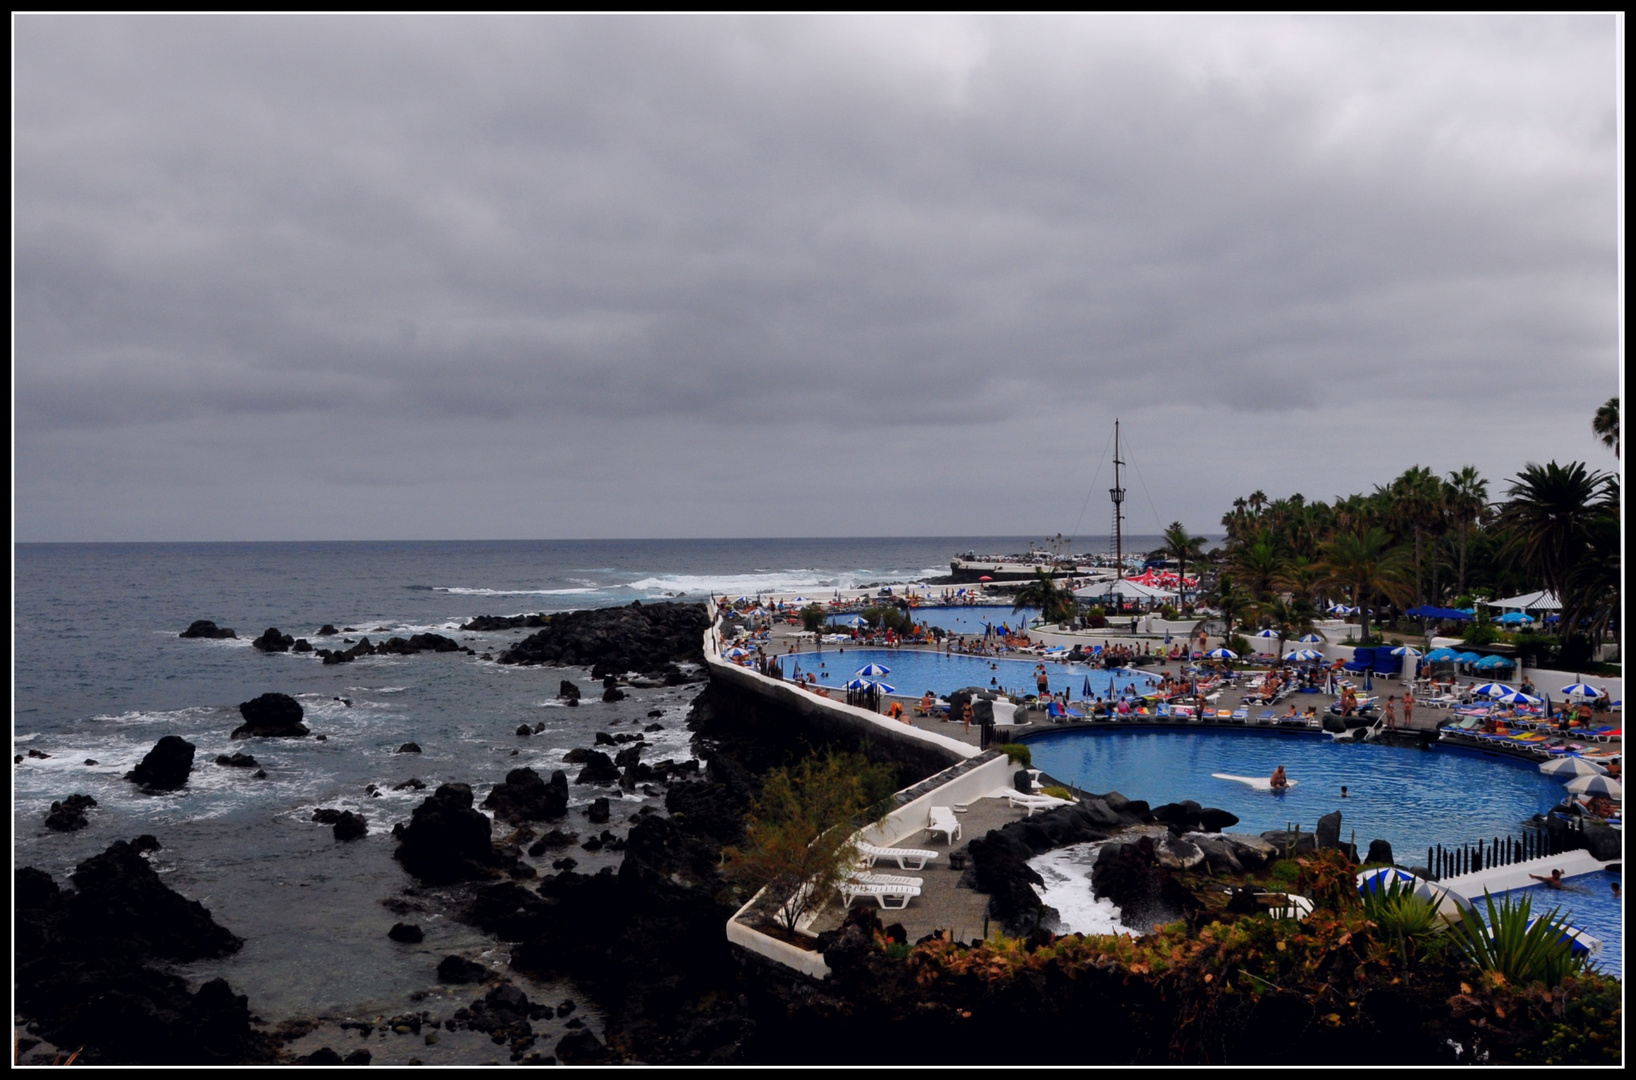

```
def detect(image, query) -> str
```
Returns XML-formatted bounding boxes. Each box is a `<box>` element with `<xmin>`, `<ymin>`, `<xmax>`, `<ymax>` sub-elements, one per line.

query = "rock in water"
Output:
<box><xmin>44</xmin><ymin>794</ymin><xmax>98</xmax><ymax>831</ymax></box>
<box><xmin>436</xmin><ymin>954</ymin><xmax>489</xmax><ymax>984</ymax></box>
<box><xmin>388</xmin><ymin>922</ymin><xmax>424</xmax><ymax>943</ymax></box>
<box><xmin>215</xmin><ymin>752</ymin><xmax>259</xmax><ymax>768</ymax></box>
<box><xmin>232</xmin><ymin>692</ymin><xmax>309</xmax><ymax>738</ymax></box>
<box><xmin>250</xmin><ymin>627</ymin><xmax>295</xmax><ymax>652</ymax></box>
<box><xmin>482</xmin><ymin>768</ymin><xmax>570</xmax><ymax>824</ymax></box>
<box><xmin>126</xmin><ymin>736</ymin><xmax>196</xmax><ymax>791</ymax></box>
<box><xmin>574</xmin><ymin>752</ymin><xmax>621</xmax><ymax>786</ymax></box>
<box><xmin>555</xmin><ymin>1030</ymin><xmax>612</xmax><ymax>1065</ymax></box>
<box><xmin>587</xmin><ymin>797</ymin><xmax>611</xmax><ymax>824</ymax></box>
<box><xmin>179</xmin><ymin>620</ymin><xmax>237</xmax><ymax>639</ymax></box>
<box><xmin>495</xmin><ymin>601</ymin><xmax>709</xmax><ymax>677</ymax></box>
<box><xmin>393</xmin><ymin>783</ymin><xmax>516</xmax><ymax>883</ymax></box>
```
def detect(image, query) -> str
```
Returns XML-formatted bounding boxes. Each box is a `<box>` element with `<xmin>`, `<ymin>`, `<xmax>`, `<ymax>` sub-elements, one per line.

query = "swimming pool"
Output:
<box><xmin>1026</xmin><ymin>728</ymin><xmax>1567</xmax><ymax>860</ymax></box>
<box><xmin>827</xmin><ymin>605</ymin><xmax>1040</xmax><ymax>635</ymax></box>
<box><xmin>1027</xmin><ymin>728</ymin><xmax>1622</xmax><ymax>969</ymax></box>
<box><xmin>1492</xmin><ymin>872</ymin><xmax>1623</xmax><ymax>978</ymax></box>
<box><xmin>783</xmin><ymin>647</ymin><xmax>1163</xmax><ymax>700</ymax></box>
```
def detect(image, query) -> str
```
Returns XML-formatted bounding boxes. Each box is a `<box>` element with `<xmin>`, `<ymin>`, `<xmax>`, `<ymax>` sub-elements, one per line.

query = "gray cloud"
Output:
<box><xmin>15</xmin><ymin>14</ymin><xmax>1620</xmax><ymax>540</ymax></box>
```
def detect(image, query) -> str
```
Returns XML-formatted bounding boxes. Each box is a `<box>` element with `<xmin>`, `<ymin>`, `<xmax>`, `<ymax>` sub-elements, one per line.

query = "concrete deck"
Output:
<box><xmin>807</xmin><ymin>795</ymin><xmax>1039</xmax><ymax>944</ymax></box>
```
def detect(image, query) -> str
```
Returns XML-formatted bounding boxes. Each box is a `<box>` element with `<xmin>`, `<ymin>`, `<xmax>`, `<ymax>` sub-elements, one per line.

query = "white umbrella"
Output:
<box><xmin>1356</xmin><ymin>868</ymin><xmax>1473</xmax><ymax>920</ymax></box>
<box><xmin>1204</xmin><ymin>647</ymin><xmax>1238</xmax><ymax>659</ymax></box>
<box><xmin>1471</xmin><ymin>682</ymin><xmax>1512</xmax><ymax>698</ymax></box>
<box><xmin>1540</xmin><ymin>757</ymin><xmax>1609</xmax><ymax>778</ymax></box>
<box><xmin>1389</xmin><ymin>646</ymin><xmax>1423</xmax><ymax>657</ymax></box>
<box><xmin>1252</xmin><ymin>629</ymin><xmax>1280</xmax><ymax>640</ymax></box>
<box><xmin>1283</xmin><ymin>648</ymin><xmax>1323</xmax><ymax>661</ymax></box>
<box><xmin>854</xmin><ymin>663</ymin><xmax>892</xmax><ymax>677</ymax></box>
<box><xmin>1297</xmin><ymin>633</ymin><xmax>1323</xmax><ymax>643</ymax></box>
<box><xmin>846</xmin><ymin>678</ymin><xmax>897</xmax><ymax>695</ymax></box>
<box><xmin>1561</xmin><ymin>683</ymin><xmax>1603</xmax><ymax>699</ymax></box>
<box><xmin>1564</xmin><ymin>774</ymin><xmax>1622</xmax><ymax>798</ymax></box>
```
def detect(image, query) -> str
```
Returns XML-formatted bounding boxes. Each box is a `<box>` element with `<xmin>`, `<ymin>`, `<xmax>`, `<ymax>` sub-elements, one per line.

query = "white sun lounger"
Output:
<box><xmin>838</xmin><ymin>873</ymin><xmax>923</xmax><ymax>910</ymax></box>
<box><xmin>857</xmin><ymin>842</ymin><xmax>939</xmax><ymax>870</ymax></box>
<box><xmin>928</xmin><ymin>806</ymin><xmax>962</xmax><ymax>843</ymax></box>
<box><xmin>1003</xmin><ymin>791</ymin><xmax>1072</xmax><ymax>816</ymax></box>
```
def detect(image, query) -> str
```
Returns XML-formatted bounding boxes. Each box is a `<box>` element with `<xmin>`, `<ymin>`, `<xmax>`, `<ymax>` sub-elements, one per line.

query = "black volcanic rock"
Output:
<box><xmin>45</xmin><ymin>794</ymin><xmax>98</xmax><ymax>832</ymax></box>
<box><xmin>179</xmin><ymin>620</ymin><xmax>237</xmax><ymax>639</ymax></box>
<box><xmin>393</xmin><ymin>783</ymin><xmax>516</xmax><ymax>884</ymax></box>
<box><xmin>313</xmin><ymin>808</ymin><xmax>368</xmax><ymax>841</ymax></box>
<box><xmin>232</xmin><ymin>693</ymin><xmax>309</xmax><ymax>738</ymax></box>
<box><xmin>496</xmin><ymin>601</ymin><xmax>708</xmax><ymax>677</ymax></box>
<box><xmin>575</xmin><ymin>753</ymin><xmax>621</xmax><ymax>786</ymax></box>
<box><xmin>126</xmin><ymin>736</ymin><xmax>196</xmax><ymax>791</ymax></box>
<box><xmin>388</xmin><ymin>922</ymin><xmax>424</xmax><ymax>943</ymax></box>
<box><xmin>251</xmin><ymin>627</ymin><xmax>295</xmax><ymax>652</ymax></box>
<box><xmin>397</xmin><ymin>742</ymin><xmax>422</xmax><ymax>754</ymax></box>
<box><xmin>216</xmin><ymin>752</ymin><xmax>259</xmax><ymax>768</ymax></box>
<box><xmin>436</xmin><ymin>954</ymin><xmax>490</xmax><ymax>984</ymax></box>
<box><xmin>559</xmin><ymin>680</ymin><xmax>582</xmax><ymax>703</ymax></box>
<box><xmin>483</xmin><ymin>768</ymin><xmax>571</xmax><ymax>824</ymax></box>
<box><xmin>460</xmin><ymin>613</ymin><xmax>552</xmax><ymax>631</ymax></box>
<box><xmin>317</xmin><ymin>624</ymin><xmax>339</xmax><ymax>636</ymax></box>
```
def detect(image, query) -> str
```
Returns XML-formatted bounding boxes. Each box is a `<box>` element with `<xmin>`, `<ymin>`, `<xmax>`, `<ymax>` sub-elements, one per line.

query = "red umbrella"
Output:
<box><xmin>979</xmin><ymin>576</ymin><xmax>993</xmax><ymax>582</ymax></box>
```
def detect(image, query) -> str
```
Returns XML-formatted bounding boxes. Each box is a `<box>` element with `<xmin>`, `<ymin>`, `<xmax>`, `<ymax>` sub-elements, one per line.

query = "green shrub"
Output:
<box><xmin>1361</xmin><ymin>876</ymin><xmax>1445</xmax><ymax>962</ymax></box>
<box><xmin>800</xmin><ymin>603</ymin><xmax>827</xmax><ymax>633</ymax></box>
<box><xmin>998</xmin><ymin>744</ymin><xmax>1032</xmax><ymax>767</ymax></box>
<box><xmin>1448</xmin><ymin>889</ymin><xmax>1591</xmax><ymax>988</ymax></box>
<box><xmin>1041</xmin><ymin>785</ymin><xmax>1073</xmax><ymax>800</ymax></box>
<box><xmin>1268</xmin><ymin>859</ymin><xmax>1300</xmax><ymax>884</ymax></box>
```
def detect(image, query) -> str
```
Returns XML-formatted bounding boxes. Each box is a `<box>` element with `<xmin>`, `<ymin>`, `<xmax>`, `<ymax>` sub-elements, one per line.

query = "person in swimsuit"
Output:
<box><xmin>1270</xmin><ymin>765</ymin><xmax>1289</xmax><ymax>790</ymax></box>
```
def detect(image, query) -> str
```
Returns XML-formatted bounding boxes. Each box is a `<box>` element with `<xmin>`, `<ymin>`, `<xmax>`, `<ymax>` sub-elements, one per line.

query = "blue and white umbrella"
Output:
<box><xmin>1494</xmin><ymin>689</ymin><xmax>1542</xmax><ymax>706</ymax></box>
<box><xmin>846</xmin><ymin>678</ymin><xmax>897</xmax><ymax>695</ymax></box>
<box><xmin>1328</xmin><ymin>604</ymin><xmax>1358</xmax><ymax>614</ymax></box>
<box><xmin>1297</xmin><ymin>633</ymin><xmax>1323</xmax><ymax>643</ymax></box>
<box><xmin>1204</xmin><ymin>647</ymin><xmax>1238</xmax><ymax>659</ymax></box>
<box><xmin>1540</xmin><ymin>756</ymin><xmax>1609</xmax><ymax>778</ymax></box>
<box><xmin>789</xmin><ymin>596</ymin><xmax>811</xmax><ymax>603</ymax></box>
<box><xmin>1561</xmin><ymin>683</ymin><xmax>1603</xmax><ymax>699</ymax></box>
<box><xmin>1389</xmin><ymin>646</ymin><xmax>1422</xmax><ymax>657</ymax></box>
<box><xmin>1356</xmin><ymin>868</ymin><xmax>1472</xmax><ymax>918</ymax></box>
<box><xmin>1471</xmin><ymin>682</ymin><xmax>1513</xmax><ymax>697</ymax></box>
<box><xmin>1564</xmin><ymin>774</ymin><xmax>1622</xmax><ymax>799</ymax></box>
<box><xmin>1253</xmin><ymin>629</ymin><xmax>1281</xmax><ymax>639</ymax></box>
<box><xmin>1524</xmin><ymin>917</ymin><xmax>1602</xmax><ymax>957</ymax></box>
<box><xmin>1283</xmin><ymin>648</ymin><xmax>1323</xmax><ymax>661</ymax></box>
<box><xmin>723</xmin><ymin>647</ymin><xmax>751</xmax><ymax>658</ymax></box>
<box><xmin>854</xmin><ymin>663</ymin><xmax>892</xmax><ymax>677</ymax></box>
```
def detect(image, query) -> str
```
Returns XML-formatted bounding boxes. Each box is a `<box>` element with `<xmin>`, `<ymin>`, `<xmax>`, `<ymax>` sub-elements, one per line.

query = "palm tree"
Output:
<box><xmin>1257</xmin><ymin>595</ymin><xmax>1318</xmax><ymax>663</ymax></box>
<box><xmin>1592</xmin><ymin>397</ymin><xmax>1619</xmax><ymax>456</ymax></box>
<box><xmin>1013</xmin><ymin>568</ymin><xmax>1076</xmax><ymax>626</ymax></box>
<box><xmin>1207</xmin><ymin>574</ymin><xmax>1250</xmax><ymax>646</ymax></box>
<box><xmin>1230</xmin><ymin>533</ymin><xmax>1285</xmax><ymax>602</ymax></box>
<box><xmin>1380</xmin><ymin>465</ymin><xmax>1444</xmax><ymax>608</ymax></box>
<box><xmin>1159</xmin><ymin>522</ymin><xmax>1207</xmax><ymax>607</ymax></box>
<box><xmin>1443</xmin><ymin>466</ymin><xmax>1489</xmax><ymax>597</ymax></box>
<box><xmin>1559</xmin><ymin>475</ymin><xmax>1620</xmax><ymax>656</ymax></box>
<box><xmin>1498</xmin><ymin>461</ymin><xmax>1608</xmax><ymax>635</ymax></box>
<box><xmin>1317</xmin><ymin>527</ymin><xmax>1412</xmax><ymax>644</ymax></box>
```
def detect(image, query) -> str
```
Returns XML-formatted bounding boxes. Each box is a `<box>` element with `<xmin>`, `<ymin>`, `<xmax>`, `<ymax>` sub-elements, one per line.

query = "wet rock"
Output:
<box><xmin>1153</xmin><ymin>801</ymin><xmax>1202</xmax><ymax>832</ymax></box>
<box><xmin>527</xmin><ymin>830</ymin><xmax>578</xmax><ymax>855</ymax></box>
<box><xmin>575</xmin><ymin>753</ymin><xmax>621</xmax><ymax>786</ymax></box>
<box><xmin>216</xmin><ymin>752</ymin><xmax>259</xmax><ymax>768</ymax></box>
<box><xmin>587</xmin><ymin>797</ymin><xmax>611</xmax><ymax>824</ymax></box>
<box><xmin>252</xmin><ymin>768</ymin><xmax>268</xmax><ymax>779</ymax></box>
<box><xmin>388</xmin><ymin>922</ymin><xmax>424</xmax><ymax>943</ymax></box>
<box><xmin>342</xmin><ymin>1049</ymin><xmax>371</xmax><ymax>1065</ymax></box>
<box><xmin>603</xmin><ymin>686</ymin><xmax>626</xmax><ymax>703</ymax></box>
<box><xmin>311</xmin><ymin>809</ymin><xmax>366</xmax><ymax>842</ymax></box>
<box><xmin>179</xmin><ymin>620</ymin><xmax>237</xmax><ymax>639</ymax></box>
<box><xmin>516</xmin><ymin>724</ymin><xmax>533</xmax><ymax>736</ymax></box>
<box><xmin>393</xmin><ymin>783</ymin><xmax>516</xmax><ymax>884</ymax></box>
<box><xmin>251</xmin><ymin>627</ymin><xmax>295</xmax><ymax>652</ymax></box>
<box><xmin>482</xmin><ymin>768</ymin><xmax>570</xmax><ymax>824</ymax></box>
<box><xmin>1152</xmin><ymin>833</ymin><xmax>1204</xmax><ymax>870</ymax></box>
<box><xmin>84</xmin><ymin>759</ymin><xmax>98</xmax><ymax>766</ymax></box>
<box><xmin>44</xmin><ymin>794</ymin><xmax>98</xmax><ymax>832</ymax></box>
<box><xmin>559</xmin><ymin>680</ymin><xmax>582</xmax><ymax>703</ymax></box>
<box><xmin>1219</xmin><ymin>833</ymin><xmax>1277</xmax><ymax>870</ymax></box>
<box><xmin>460</xmin><ymin>613</ymin><xmax>552</xmax><ymax>632</ymax></box>
<box><xmin>397</xmin><ymin>742</ymin><xmax>422</xmax><ymax>754</ymax></box>
<box><xmin>1091</xmin><ymin>836</ymin><xmax>1202</xmax><ymax>931</ymax></box>
<box><xmin>1184</xmin><ymin>832</ymin><xmax>1243</xmax><ymax>874</ymax></box>
<box><xmin>436</xmin><ymin>955</ymin><xmax>489</xmax><ymax>984</ymax></box>
<box><xmin>644</xmin><ymin>722</ymin><xmax>664</xmax><ymax>732</ymax></box>
<box><xmin>556</xmin><ymin>999</ymin><xmax>577</xmax><ymax>1018</ymax></box>
<box><xmin>1259</xmin><ymin>829</ymin><xmax>1317</xmax><ymax>858</ymax></box>
<box><xmin>291</xmin><ymin>638</ymin><xmax>313</xmax><ymax>653</ymax></box>
<box><xmin>393</xmin><ymin>777</ymin><xmax>428</xmax><ymax>791</ymax></box>
<box><xmin>297</xmin><ymin>1047</ymin><xmax>344</xmax><ymax>1064</ymax></box>
<box><xmin>1366</xmin><ymin>839</ymin><xmax>1394</xmax><ymax>865</ymax></box>
<box><xmin>232</xmin><ymin>693</ymin><xmax>309</xmax><ymax>739</ymax></box>
<box><xmin>555</xmin><ymin>1030</ymin><xmax>612</xmax><ymax>1065</ymax></box>
<box><xmin>126</xmin><ymin>736</ymin><xmax>196</xmax><ymax>791</ymax></box>
<box><xmin>317</xmin><ymin>624</ymin><xmax>339</xmax><ymax>636</ymax></box>
<box><xmin>496</xmin><ymin>601</ymin><xmax>708</xmax><ymax>677</ymax></box>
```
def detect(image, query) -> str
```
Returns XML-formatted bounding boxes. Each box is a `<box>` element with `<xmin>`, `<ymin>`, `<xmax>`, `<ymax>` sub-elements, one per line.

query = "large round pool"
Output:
<box><xmin>785</xmin><ymin>647</ymin><xmax>1162</xmax><ymax>699</ymax></box>
<box><xmin>1026</xmin><ymin>727</ymin><xmax>1566</xmax><ymax>860</ymax></box>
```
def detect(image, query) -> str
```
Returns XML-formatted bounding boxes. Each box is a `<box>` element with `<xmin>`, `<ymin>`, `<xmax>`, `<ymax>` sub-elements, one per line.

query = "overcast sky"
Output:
<box><xmin>14</xmin><ymin>14</ymin><xmax>1623</xmax><ymax>542</ymax></box>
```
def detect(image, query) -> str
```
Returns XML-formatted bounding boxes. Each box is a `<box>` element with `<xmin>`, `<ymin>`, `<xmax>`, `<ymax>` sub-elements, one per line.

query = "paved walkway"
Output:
<box><xmin>809</xmin><ymin>797</ymin><xmax>1036</xmax><ymax>944</ymax></box>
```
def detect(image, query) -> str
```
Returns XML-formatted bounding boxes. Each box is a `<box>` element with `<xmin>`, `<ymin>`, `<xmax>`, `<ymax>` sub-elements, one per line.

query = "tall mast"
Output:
<box><xmin>1110</xmin><ymin>418</ymin><xmax>1126</xmax><ymax>580</ymax></box>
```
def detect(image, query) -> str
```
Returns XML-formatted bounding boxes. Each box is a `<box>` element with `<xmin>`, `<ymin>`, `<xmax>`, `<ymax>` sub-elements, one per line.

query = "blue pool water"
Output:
<box><xmin>828</xmin><ymin>605</ymin><xmax>1040</xmax><ymax>635</ymax></box>
<box><xmin>785</xmin><ymin>647</ymin><xmax>1163</xmax><ymax>699</ymax></box>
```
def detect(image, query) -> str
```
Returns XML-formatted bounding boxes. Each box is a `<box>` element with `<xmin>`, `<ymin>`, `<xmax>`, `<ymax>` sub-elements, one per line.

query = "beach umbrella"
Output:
<box><xmin>1283</xmin><ymin>648</ymin><xmax>1322</xmax><ymax>661</ymax></box>
<box><xmin>1564</xmin><ymin>774</ymin><xmax>1622</xmax><ymax>798</ymax></box>
<box><xmin>1204</xmin><ymin>647</ymin><xmax>1238</xmax><ymax>659</ymax></box>
<box><xmin>1497</xmin><ymin>611</ymin><xmax>1534</xmax><ymax>625</ymax></box>
<box><xmin>1560</xmin><ymin>683</ymin><xmax>1603</xmax><ymax>699</ymax></box>
<box><xmin>1297</xmin><ymin>633</ymin><xmax>1323</xmax><ymax>643</ymax></box>
<box><xmin>1540</xmin><ymin>757</ymin><xmax>1609</xmax><ymax>778</ymax></box>
<box><xmin>1494</xmin><ymin>690</ymin><xmax>1542</xmax><ymax>706</ymax></box>
<box><xmin>1253</xmin><ymin>629</ymin><xmax>1280</xmax><ymax>639</ymax></box>
<box><xmin>723</xmin><ymin>647</ymin><xmax>750</xmax><ymax>658</ymax></box>
<box><xmin>1389</xmin><ymin>646</ymin><xmax>1422</xmax><ymax>657</ymax></box>
<box><xmin>1425</xmin><ymin>648</ymin><xmax>1460</xmax><ymax>661</ymax></box>
<box><xmin>1454</xmin><ymin>651</ymin><xmax>1483</xmax><ymax>664</ymax></box>
<box><xmin>1471</xmin><ymin>682</ymin><xmax>1512</xmax><ymax>697</ymax></box>
<box><xmin>1524</xmin><ymin>917</ymin><xmax>1602</xmax><ymax>957</ymax></box>
<box><xmin>1083</xmin><ymin>676</ymin><xmax>1094</xmax><ymax>696</ymax></box>
<box><xmin>845</xmin><ymin>678</ymin><xmax>896</xmax><ymax>695</ymax></box>
<box><xmin>1356</xmin><ymin>868</ymin><xmax>1473</xmax><ymax>920</ymax></box>
<box><xmin>854</xmin><ymin>663</ymin><xmax>892</xmax><ymax>677</ymax></box>
<box><xmin>1474</xmin><ymin>655</ymin><xmax>1515</xmax><ymax>670</ymax></box>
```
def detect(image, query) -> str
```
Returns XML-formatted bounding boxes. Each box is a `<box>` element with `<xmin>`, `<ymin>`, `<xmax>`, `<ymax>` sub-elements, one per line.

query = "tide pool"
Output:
<box><xmin>781</xmin><ymin>646</ymin><xmax>1163</xmax><ymax>699</ymax></box>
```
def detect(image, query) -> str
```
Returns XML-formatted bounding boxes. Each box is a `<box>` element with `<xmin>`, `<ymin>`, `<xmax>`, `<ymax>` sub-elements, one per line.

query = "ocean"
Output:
<box><xmin>16</xmin><ymin>535</ymin><xmax>1140</xmax><ymax>1045</ymax></box>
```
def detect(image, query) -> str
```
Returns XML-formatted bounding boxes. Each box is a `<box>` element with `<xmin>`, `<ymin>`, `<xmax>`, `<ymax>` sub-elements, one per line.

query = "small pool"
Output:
<box><xmin>828</xmin><ymin>605</ymin><xmax>1040</xmax><ymax>636</ymax></box>
<box><xmin>1491</xmin><ymin>872</ymin><xmax>1623</xmax><ymax>978</ymax></box>
<box><xmin>782</xmin><ymin>646</ymin><xmax>1163</xmax><ymax>700</ymax></box>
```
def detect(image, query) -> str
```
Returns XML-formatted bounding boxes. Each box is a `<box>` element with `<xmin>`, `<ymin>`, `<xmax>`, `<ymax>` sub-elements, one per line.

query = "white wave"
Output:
<box><xmin>435</xmin><ymin>586</ymin><xmax>600</xmax><ymax>596</ymax></box>
<box><xmin>619</xmin><ymin>570</ymin><xmax>907</xmax><ymax>596</ymax></box>
<box><xmin>1028</xmin><ymin>842</ymin><xmax>1135</xmax><ymax>936</ymax></box>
